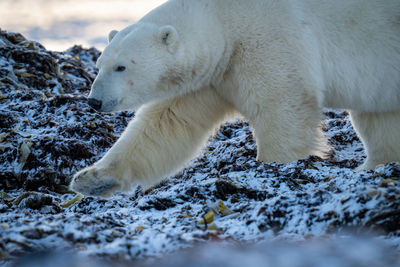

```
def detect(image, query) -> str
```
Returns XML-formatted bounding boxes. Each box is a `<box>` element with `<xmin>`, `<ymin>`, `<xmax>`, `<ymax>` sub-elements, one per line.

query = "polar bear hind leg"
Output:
<box><xmin>350</xmin><ymin>109</ymin><xmax>400</xmax><ymax>170</ymax></box>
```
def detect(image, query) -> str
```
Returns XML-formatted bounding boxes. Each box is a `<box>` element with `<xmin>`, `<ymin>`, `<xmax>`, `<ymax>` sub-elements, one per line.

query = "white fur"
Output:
<box><xmin>70</xmin><ymin>0</ymin><xmax>400</xmax><ymax>197</ymax></box>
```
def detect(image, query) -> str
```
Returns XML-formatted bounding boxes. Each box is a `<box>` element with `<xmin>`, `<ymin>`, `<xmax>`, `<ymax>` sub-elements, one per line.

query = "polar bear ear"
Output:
<box><xmin>158</xmin><ymin>25</ymin><xmax>179</xmax><ymax>54</ymax></box>
<box><xmin>108</xmin><ymin>30</ymin><xmax>119</xmax><ymax>43</ymax></box>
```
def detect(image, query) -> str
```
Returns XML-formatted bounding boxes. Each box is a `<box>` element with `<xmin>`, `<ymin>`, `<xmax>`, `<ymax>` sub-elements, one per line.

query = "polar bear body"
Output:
<box><xmin>70</xmin><ymin>0</ymin><xmax>400</xmax><ymax>197</ymax></box>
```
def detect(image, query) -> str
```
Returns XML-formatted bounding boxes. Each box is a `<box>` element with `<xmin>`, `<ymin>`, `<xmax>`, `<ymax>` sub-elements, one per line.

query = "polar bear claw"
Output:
<box><xmin>70</xmin><ymin>167</ymin><xmax>120</xmax><ymax>198</ymax></box>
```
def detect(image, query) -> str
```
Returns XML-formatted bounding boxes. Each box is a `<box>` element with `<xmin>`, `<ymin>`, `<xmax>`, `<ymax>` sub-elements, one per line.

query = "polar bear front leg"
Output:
<box><xmin>70</xmin><ymin>87</ymin><xmax>233</xmax><ymax>197</ymax></box>
<box><xmin>350</xmin><ymin>109</ymin><xmax>400</xmax><ymax>170</ymax></box>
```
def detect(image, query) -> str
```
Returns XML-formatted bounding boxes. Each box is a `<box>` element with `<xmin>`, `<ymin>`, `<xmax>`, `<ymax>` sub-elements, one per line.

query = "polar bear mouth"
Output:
<box><xmin>88</xmin><ymin>182</ymin><xmax>118</xmax><ymax>197</ymax></box>
<box><xmin>100</xmin><ymin>99</ymin><xmax>119</xmax><ymax>112</ymax></box>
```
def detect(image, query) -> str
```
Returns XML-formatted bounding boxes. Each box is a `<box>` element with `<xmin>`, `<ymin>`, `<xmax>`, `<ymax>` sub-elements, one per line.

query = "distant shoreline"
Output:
<box><xmin>0</xmin><ymin>0</ymin><xmax>166</xmax><ymax>51</ymax></box>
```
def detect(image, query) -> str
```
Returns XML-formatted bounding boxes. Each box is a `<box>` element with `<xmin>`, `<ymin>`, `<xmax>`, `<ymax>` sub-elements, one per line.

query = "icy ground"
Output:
<box><xmin>0</xmin><ymin>30</ymin><xmax>399</xmax><ymax>266</ymax></box>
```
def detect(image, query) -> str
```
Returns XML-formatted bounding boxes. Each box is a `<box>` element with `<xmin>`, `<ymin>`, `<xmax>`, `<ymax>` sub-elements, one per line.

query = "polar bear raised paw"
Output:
<box><xmin>70</xmin><ymin>167</ymin><xmax>121</xmax><ymax>198</ymax></box>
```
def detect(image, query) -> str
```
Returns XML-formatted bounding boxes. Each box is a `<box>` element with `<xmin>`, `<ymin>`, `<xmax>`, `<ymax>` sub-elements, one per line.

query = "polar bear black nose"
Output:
<box><xmin>88</xmin><ymin>98</ymin><xmax>102</xmax><ymax>110</ymax></box>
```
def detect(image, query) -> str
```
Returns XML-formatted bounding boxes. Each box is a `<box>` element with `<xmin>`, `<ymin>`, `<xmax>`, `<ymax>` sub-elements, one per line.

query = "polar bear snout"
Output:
<box><xmin>87</xmin><ymin>97</ymin><xmax>120</xmax><ymax>112</ymax></box>
<box><xmin>88</xmin><ymin>98</ymin><xmax>102</xmax><ymax>111</ymax></box>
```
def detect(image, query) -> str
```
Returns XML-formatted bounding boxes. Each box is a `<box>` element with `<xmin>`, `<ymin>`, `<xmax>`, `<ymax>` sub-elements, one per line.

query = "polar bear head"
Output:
<box><xmin>88</xmin><ymin>23</ymin><xmax>187</xmax><ymax>112</ymax></box>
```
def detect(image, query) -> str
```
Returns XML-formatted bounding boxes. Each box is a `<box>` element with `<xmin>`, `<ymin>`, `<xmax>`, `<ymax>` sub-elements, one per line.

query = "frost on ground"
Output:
<box><xmin>0</xmin><ymin>30</ymin><xmax>399</xmax><ymax>266</ymax></box>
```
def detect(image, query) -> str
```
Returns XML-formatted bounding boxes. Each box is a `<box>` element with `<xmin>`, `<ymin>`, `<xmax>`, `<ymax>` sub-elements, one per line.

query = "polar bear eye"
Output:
<box><xmin>115</xmin><ymin>66</ymin><xmax>126</xmax><ymax>72</ymax></box>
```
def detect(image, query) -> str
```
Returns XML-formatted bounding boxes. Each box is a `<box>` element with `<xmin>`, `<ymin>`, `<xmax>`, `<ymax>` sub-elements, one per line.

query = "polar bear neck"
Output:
<box><xmin>139</xmin><ymin>0</ymin><xmax>233</xmax><ymax>93</ymax></box>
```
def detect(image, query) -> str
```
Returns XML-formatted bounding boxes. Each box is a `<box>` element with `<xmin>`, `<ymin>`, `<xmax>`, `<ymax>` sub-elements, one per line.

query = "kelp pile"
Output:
<box><xmin>0</xmin><ymin>30</ymin><xmax>399</xmax><ymax>264</ymax></box>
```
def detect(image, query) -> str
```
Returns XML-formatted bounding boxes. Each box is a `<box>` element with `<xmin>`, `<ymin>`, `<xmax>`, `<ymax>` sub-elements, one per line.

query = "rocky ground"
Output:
<box><xmin>0</xmin><ymin>30</ymin><xmax>399</xmax><ymax>266</ymax></box>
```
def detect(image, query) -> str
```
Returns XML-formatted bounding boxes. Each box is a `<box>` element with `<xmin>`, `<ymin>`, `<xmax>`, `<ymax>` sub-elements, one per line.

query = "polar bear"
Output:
<box><xmin>70</xmin><ymin>0</ymin><xmax>400</xmax><ymax>197</ymax></box>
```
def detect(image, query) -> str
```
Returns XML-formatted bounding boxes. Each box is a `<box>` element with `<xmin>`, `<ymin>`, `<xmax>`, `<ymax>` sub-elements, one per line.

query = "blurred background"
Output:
<box><xmin>0</xmin><ymin>0</ymin><xmax>167</xmax><ymax>51</ymax></box>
